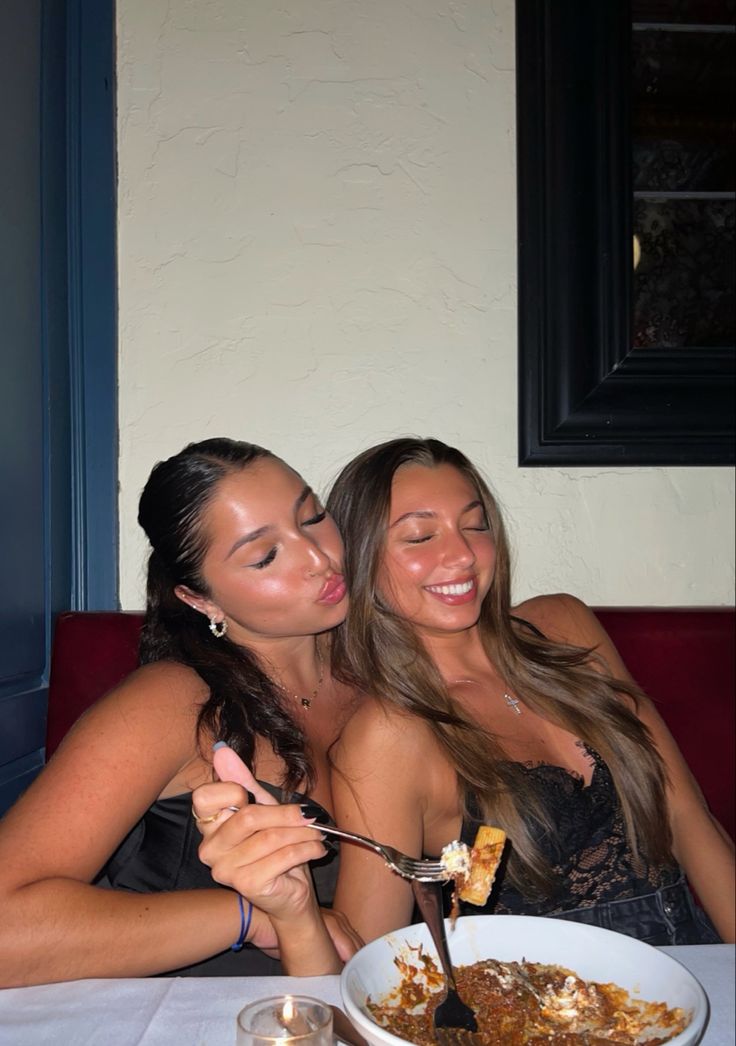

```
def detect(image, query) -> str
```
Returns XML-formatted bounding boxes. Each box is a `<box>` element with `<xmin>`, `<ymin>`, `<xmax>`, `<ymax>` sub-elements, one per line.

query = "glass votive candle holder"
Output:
<box><xmin>236</xmin><ymin>995</ymin><xmax>333</xmax><ymax>1046</ymax></box>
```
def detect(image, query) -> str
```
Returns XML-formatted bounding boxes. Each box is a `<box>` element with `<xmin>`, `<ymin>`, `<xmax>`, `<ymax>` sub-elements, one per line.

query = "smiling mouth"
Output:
<box><xmin>425</xmin><ymin>579</ymin><xmax>475</xmax><ymax>597</ymax></box>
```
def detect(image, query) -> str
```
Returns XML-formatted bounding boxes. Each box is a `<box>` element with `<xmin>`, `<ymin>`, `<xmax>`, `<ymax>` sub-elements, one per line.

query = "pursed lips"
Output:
<box><xmin>317</xmin><ymin>573</ymin><xmax>347</xmax><ymax>605</ymax></box>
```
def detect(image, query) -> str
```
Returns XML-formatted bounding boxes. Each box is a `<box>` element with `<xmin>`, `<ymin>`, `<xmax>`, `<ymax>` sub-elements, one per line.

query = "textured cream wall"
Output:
<box><xmin>116</xmin><ymin>0</ymin><xmax>735</xmax><ymax>610</ymax></box>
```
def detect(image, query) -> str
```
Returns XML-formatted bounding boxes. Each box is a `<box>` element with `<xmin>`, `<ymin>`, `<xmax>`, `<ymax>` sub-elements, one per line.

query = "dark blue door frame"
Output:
<box><xmin>64</xmin><ymin>0</ymin><xmax>118</xmax><ymax>610</ymax></box>
<box><xmin>44</xmin><ymin>0</ymin><xmax>117</xmax><ymax>612</ymax></box>
<box><xmin>0</xmin><ymin>0</ymin><xmax>116</xmax><ymax>813</ymax></box>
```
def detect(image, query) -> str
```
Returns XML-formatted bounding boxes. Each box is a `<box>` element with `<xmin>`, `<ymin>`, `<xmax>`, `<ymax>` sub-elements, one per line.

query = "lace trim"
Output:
<box><xmin>509</xmin><ymin>739</ymin><xmax>596</xmax><ymax>786</ymax></box>
<box><xmin>489</xmin><ymin>746</ymin><xmax>677</xmax><ymax>916</ymax></box>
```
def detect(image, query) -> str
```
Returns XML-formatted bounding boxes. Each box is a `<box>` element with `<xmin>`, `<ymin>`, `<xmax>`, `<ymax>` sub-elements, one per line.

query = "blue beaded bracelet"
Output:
<box><xmin>231</xmin><ymin>894</ymin><xmax>253</xmax><ymax>952</ymax></box>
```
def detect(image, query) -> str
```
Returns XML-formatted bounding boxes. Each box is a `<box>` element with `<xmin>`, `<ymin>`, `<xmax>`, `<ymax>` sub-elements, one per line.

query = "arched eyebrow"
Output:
<box><xmin>389</xmin><ymin>509</ymin><xmax>435</xmax><ymax>528</ymax></box>
<box><xmin>225</xmin><ymin>485</ymin><xmax>313</xmax><ymax>558</ymax></box>
<box><xmin>389</xmin><ymin>500</ymin><xmax>483</xmax><ymax>528</ymax></box>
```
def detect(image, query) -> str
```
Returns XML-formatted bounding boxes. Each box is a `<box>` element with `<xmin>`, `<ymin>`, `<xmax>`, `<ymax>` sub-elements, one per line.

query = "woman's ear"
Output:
<box><xmin>174</xmin><ymin>584</ymin><xmax>216</xmax><ymax>619</ymax></box>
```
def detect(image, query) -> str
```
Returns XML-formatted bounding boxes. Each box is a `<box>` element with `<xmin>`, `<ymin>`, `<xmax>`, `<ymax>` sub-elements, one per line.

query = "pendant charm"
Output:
<box><xmin>503</xmin><ymin>692</ymin><xmax>522</xmax><ymax>715</ymax></box>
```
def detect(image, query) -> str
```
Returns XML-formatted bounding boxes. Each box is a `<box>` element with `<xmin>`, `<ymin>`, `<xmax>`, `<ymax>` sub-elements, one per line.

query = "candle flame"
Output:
<box><xmin>282</xmin><ymin>998</ymin><xmax>295</xmax><ymax>1023</ymax></box>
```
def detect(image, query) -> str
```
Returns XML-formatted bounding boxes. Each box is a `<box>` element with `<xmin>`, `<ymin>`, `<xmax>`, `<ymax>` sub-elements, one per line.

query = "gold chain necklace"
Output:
<box><xmin>278</xmin><ymin>649</ymin><xmax>324</xmax><ymax>710</ymax></box>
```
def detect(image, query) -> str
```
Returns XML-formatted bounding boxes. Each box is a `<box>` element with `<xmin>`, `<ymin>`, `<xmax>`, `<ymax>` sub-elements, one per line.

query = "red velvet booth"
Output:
<box><xmin>46</xmin><ymin>608</ymin><xmax>735</xmax><ymax>838</ymax></box>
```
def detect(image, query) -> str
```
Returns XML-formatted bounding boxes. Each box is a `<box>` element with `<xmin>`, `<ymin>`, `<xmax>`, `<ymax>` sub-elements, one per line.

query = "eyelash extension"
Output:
<box><xmin>252</xmin><ymin>547</ymin><xmax>277</xmax><ymax>569</ymax></box>
<box><xmin>303</xmin><ymin>510</ymin><xmax>327</xmax><ymax>526</ymax></box>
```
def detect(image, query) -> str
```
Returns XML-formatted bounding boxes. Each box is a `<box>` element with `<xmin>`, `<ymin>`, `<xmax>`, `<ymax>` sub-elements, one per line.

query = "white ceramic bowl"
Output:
<box><xmin>340</xmin><ymin>915</ymin><xmax>709</xmax><ymax>1046</ymax></box>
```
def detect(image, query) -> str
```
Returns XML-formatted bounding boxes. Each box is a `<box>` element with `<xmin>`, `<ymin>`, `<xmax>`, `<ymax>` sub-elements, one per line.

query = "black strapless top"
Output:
<box><xmin>457</xmin><ymin>745</ymin><xmax>679</xmax><ymax>917</ymax></box>
<box><xmin>448</xmin><ymin>746</ymin><xmax>719</xmax><ymax>944</ymax></box>
<box><xmin>456</xmin><ymin>615</ymin><xmax>681</xmax><ymax>914</ymax></box>
<box><xmin>96</xmin><ymin>783</ymin><xmax>339</xmax><ymax>976</ymax></box>
<box><xmin>435</xmin><ymin>618</ymin><xmax>719</xmax><ymax>944</ymax></box>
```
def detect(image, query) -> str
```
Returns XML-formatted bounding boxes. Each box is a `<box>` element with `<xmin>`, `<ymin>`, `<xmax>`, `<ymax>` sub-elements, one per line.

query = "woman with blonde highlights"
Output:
<box><xmin>325</xmin><ymin>437</ymin><xmax>734</xmax><ymax>945</ymax></box>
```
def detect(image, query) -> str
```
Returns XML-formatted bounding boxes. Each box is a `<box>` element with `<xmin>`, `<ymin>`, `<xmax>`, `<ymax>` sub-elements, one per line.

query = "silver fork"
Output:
<box><xmin>304</xmin><ymin>819</ymin><xmax>449</xmax><ymax>882</ymax></box>
<box><xmin>411</xmin><ymin>880</ymin><xmax>479</xmax><ymax>1045</ymax></box>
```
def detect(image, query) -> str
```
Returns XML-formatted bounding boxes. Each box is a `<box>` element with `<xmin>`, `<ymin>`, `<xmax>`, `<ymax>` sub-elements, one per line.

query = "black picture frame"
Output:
<box><xmin>516</xmin><ymin>0</ymin><xmax>735</xmax><ymax>466</ymax></box>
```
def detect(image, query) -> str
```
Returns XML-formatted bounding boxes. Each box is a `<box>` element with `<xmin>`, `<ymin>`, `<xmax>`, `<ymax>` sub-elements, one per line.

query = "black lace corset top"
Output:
<box><xmin>459</xmin><ymin>746</ymin><xmax>678</xmax><ymax>917</ymax></box>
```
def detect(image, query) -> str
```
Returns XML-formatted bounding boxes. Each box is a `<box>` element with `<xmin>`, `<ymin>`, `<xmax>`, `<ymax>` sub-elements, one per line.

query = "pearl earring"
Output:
<box><xmin>209</xmin><ymin>616</ymin><xmax>227</xmax><ymax>638</ymax></box>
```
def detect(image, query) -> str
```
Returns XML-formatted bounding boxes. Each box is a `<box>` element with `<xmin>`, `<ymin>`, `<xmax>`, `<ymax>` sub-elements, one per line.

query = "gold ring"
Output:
<box><xmin>192</xmin><ymin>810</ymin><xmax>221</xmax><ymax>824</ymax></box>
<box><xmin>192</xmin><ymin>804</ymin><xmax>240</xmax><ymax>825</ymax></box>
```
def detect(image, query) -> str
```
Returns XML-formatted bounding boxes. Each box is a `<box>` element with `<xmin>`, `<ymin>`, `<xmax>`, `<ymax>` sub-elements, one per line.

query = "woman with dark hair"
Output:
<box><xmin>323</xmin><ymin>437</ymin><xmax>734</xmax><ymax>945</ymax></box>
<box><xmin>0</xmin><ymin>438</ymin><xmax>360</xmax><ymax>986</ymax></box>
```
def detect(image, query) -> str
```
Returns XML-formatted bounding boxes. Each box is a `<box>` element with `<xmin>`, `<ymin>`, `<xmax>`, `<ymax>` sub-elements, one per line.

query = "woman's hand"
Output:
<box><xmin>321</xmin><ymin>907</ymin><xmax>364</xmax><ymax>961</ymax></box>
<box><xmin>193</xmin><ymin>745</ymin><xmax>344</xmax><ymax>974</ymax></box>
<box><xmin>193</xmin><ymin>782</ymin><xmax>328</xmax><ymax>924</ymax></box>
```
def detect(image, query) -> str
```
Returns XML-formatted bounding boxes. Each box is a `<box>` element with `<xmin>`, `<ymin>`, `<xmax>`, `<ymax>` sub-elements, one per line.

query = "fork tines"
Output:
<box><xmin>400</xmin><ymin>859</ymin><xmax>446</xmax><ymax>881</ymax></box>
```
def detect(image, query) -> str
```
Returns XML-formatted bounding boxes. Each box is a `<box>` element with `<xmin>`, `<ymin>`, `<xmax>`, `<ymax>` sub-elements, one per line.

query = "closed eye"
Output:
<box><xmin>303</xmin><ymin>510</ymin><xmax>327</xmax><ymax>527</ymax></box>
<box><xmin>250</xmin><ymin>547</ymin><xmax>277</xmax><ymax>569</ymax></box>
<box><xmin>405</xmin><ymin>534</ymin><xmax>434</xmax><ymax>544</ymax></box>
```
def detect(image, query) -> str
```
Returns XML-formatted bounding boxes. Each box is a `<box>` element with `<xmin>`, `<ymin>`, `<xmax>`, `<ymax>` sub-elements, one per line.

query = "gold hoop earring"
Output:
<box><xmin>209</xmin><ymin>616</ymin><xmax>227</xmax><ymax>638</ymax></box>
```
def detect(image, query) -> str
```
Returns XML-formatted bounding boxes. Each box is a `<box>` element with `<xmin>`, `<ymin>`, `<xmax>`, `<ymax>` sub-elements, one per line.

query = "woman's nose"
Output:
<box><xmin>442</xmin><ymin>530</ymin><xmax>476</xmax><ymax>569</ymax></box>
<box><xmin>303</xmin><ymin>538</ymin><xmax>331</xmax><ymax>576</ymax></box>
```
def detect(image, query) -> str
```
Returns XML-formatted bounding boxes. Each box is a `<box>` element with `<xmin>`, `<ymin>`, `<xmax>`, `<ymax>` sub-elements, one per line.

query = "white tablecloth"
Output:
<box><xmin>1</xmin><ymin>945</ymin><xmax>733</xmax><ymax>1045</ymax></box>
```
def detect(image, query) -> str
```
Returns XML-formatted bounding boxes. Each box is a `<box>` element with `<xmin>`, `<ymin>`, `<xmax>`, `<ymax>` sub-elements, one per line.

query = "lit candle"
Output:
<box><xmin>236</xmin><ymin>995</ymin><xmax>333</xmax><ymax>1045</ymax></box>
<box><xmin>279</xmin><ymin>998</ymin><xmax>310</xmax><ymax>1036</ymax></box>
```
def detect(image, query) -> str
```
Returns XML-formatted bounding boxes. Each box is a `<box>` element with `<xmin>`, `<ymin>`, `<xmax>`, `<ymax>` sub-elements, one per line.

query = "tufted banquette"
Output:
<box><xmin>46</xmin><ymin>608</ymin><xmax>735</xmax><ymax>839</ymax></box>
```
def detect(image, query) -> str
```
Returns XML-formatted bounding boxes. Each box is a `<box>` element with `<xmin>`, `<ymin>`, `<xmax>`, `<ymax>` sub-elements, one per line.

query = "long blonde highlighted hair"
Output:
<box><xmin>327</xmin><ymin>437</ymin><xmax>672</xmax><ymax>894</ymax></box>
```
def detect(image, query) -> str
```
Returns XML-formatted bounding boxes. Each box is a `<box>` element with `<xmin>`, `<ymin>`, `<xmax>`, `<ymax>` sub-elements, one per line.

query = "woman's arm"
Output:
<box><xmin>638</xmin><ymin>695</ymin><xmax>735</xmax><ymax>941</ymax></box>
<box><xmin>330</xmin><ymin>700</ymin><xmax>444</xmax><ymax>942</ymax></box>
<box><xmin>0</xmin><ymin>662</ymin><xmax>261</xmax><ymax>986</ymax></box>
<box><xmin>525</xmin><ymin>593</ymin><xmax>735</xmax><ymax>942</ymax></box>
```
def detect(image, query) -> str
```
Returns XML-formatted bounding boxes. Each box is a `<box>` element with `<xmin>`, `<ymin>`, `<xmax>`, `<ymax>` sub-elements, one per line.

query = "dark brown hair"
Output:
<box><xmin>327</xmin><ymin>436</ymin><xmax>672</xmax><ymax>894</ymax></box>
<box><xmin>138</xmin><ymin>437</ymin><xmax>312</xmax><ymax>791</ymax></box>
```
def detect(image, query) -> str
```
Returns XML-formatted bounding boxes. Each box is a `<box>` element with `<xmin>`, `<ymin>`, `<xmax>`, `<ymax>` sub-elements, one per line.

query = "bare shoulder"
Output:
<box><xmin>333</xmin><ymin>695</ymin><xmax>437</xmax><ymax>774</ymax></box>
<box><xmin>0</xmin><ymin>661</ymin><xmax>211</xmax><ymax>883</ymax></box>
<box><xmin>65</xmin><ymin>660</ymin><xmax>209</xmax><ymax>741</ymax></box>
<box><xmin>88</xmin><ymin>656</ymin><xmax>206</xmax><ymax>715</ymax></box>
<box><xmin>514</xmin><ymin>593</ymin><xmax>632</xmax><ymax>682</ymax></box>
<box><xmin>513</xmin><ymin>592</ymin><xmax>604</xmax><ymax>648</ymax></box>
<box><xmin>330</xmin><ymin>695</ymin><xmax>451</xmax><ymax>848</ymax></box>
<box><xmin>336</xmin><ymin>695</ymin><xmax>416</xmax><ymax>748</ymax></box>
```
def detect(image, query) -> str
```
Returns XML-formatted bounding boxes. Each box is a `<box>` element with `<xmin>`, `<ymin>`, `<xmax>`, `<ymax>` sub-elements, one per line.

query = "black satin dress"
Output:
<box><xmin>449</xmin><ymin>746</ymin><xmax>720</xmax><ymax>946</ymax></box>
<box><xmin>96</xmin><ymin>784</ymin><xmax>339</xmax><ymax>976</ymax></box>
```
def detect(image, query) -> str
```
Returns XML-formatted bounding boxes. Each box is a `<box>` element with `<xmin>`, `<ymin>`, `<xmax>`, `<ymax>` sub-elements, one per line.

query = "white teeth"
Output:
<box><xmin>427</xmin><ymin>580</ymin><xmax>473</xmax><ymax>596</ymax></box>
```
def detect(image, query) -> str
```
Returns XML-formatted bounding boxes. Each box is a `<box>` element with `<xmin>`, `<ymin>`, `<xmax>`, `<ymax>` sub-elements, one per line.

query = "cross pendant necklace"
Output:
<box><xmin>450</xmin><ymin>677</ymin><xmax>523</xmax><ymax>715</ymax></box>
<box><xmin>502</xmin><ymin>692</ymin><xmax>522</xmax><ymax>715</ymax></box>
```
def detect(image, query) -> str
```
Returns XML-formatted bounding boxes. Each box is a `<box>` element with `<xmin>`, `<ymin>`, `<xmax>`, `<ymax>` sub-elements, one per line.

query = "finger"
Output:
<box><xmin>322</xmin><ymin>910</ymin><xmax>364</xmax><ymax>961</ymax></box>
<box><xmin>205</xmin><ymin>840</ymin><xmax>327</xmax><ymax>903</ymax></box>
<box><xmin>197</xmin><ymin>806</ymin><xmax>321</xmax><ymax>866</ymax></box>
<box><xmin>191</xmin><ymin>781</ymin><xmax>250</xmax><ymax>820</ymax></box>
<box><xmin>191</xmin><ymin>783</ymin><xmax>251</xmax><ymax>839</ymax></box>
<box><xmin>332</xmin><ymin>930</ymin><xmax>361</xmax><ymax>963</ymax></box>
<box><xmin>213</xmin><ymin>743</ymin><xmax>278</xmax><ymax>806</ymax></box>
<box><xmin>199</xmin><ymin>812</ymin><xmax>322</xmax><ymax>866</ymax></box>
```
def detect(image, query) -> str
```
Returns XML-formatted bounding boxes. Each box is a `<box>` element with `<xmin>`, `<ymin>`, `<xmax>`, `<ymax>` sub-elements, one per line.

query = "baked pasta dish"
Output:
<box><xmin>367</xmin><ymin>949</ymin><xmax>692</xmax><ymax>1045</ymax></box>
